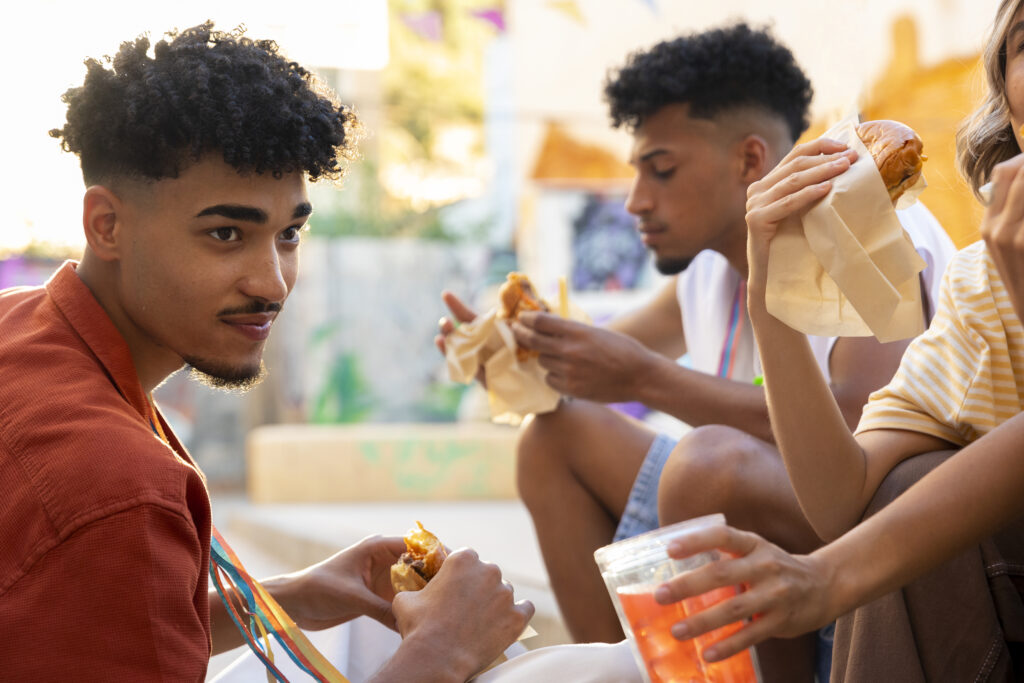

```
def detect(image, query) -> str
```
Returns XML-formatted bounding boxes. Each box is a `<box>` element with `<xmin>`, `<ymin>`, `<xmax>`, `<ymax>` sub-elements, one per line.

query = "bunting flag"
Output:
<box><xmin>400</xmin><ymin>11</ymin><xmax>443</xmax><ymax>42</ymax></box>
<box><xmin>546</xmin><ymin>0</ymin><xmax>586</xmax><ymax>25</ymax></box>
<box><xmin>470</xmin><ymin>8</ymin><xmax>507</xmax><ymax>33</ymax></box>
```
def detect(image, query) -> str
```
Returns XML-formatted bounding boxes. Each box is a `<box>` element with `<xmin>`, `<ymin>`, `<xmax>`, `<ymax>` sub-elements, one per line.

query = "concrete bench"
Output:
<box><xmin>247</xmin><ymin>422</ymin><xmax>520</xmax><ymax>503</ymax></box>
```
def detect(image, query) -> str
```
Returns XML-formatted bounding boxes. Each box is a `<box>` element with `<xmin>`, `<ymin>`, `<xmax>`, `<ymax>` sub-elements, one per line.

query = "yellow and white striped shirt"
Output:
<box><xmin>856</xmin><ymin>241</ymin><xmax>1024</xmax><ymax>445</ymax></box>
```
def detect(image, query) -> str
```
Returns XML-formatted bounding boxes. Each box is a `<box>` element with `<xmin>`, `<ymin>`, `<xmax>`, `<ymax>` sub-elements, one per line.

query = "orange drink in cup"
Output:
<box><xmin>683</xmin><ymin>585</ymin><xmax>759</xmax><ymax>683</ymax></box>
<box><xmin>617</xmin><ymin>587</ymin><xmax>704</xmax><ymax>682</ymax></box>
<box><xmin>594</xmin><ymin>514</ymin><xmax>761</xmax><ymax>683</ymax></box>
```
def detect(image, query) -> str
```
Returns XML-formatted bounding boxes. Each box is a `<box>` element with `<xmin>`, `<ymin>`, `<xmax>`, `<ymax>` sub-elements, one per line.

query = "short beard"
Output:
<box><xmin>654</xmin><ymin>256</ymin><xmax>693</xmax><ymax>275</ymax></box>
<box><xmin>184</xmin><ymin>358</ymin><xmax>267</xmax><ymax>393</ymax></box>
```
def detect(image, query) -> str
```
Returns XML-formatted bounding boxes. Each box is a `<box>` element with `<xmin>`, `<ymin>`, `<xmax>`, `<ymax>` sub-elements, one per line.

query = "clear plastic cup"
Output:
<box><xmin>593</xmin><ymin>514</ymin><xmax>761</xmax><ymax>683</ymax></box>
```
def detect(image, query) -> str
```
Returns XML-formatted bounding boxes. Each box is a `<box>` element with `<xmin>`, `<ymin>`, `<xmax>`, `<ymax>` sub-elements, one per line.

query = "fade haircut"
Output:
<box><xmin>604</xmin><ymin>22</ymin><xmax>813</xmax><ymax>142</ymax></box>
<box><xmin>50</xmin><ymin>21</ymin><xmax>360</xmax><ymax>186</ymax></box>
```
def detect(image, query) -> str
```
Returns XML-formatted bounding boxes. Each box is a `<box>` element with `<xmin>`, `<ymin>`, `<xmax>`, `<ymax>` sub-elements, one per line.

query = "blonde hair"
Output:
<box><xmin>957</xmin><ymin>0</ymin><xmax>1024</xmax><ymax>194</ymax></box>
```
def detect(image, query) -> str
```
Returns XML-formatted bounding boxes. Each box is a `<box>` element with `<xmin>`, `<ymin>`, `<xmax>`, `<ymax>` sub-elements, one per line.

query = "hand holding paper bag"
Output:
<box><xmin>761</xmin><ymin>114</ymin><xmax>928</xmax><ymax>343</ymax></box>
<box><xmin>442</xmin><ymin>274</ymin><xmax>588</xmax><ymax>425</ymax></box>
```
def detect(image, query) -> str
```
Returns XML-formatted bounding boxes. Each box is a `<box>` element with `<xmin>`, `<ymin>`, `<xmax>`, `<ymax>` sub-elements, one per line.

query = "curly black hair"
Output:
<box><xmin>50</xmin><ymin>22</ymin><xmax>360</xmax><ymax>185</ymax></box>
<box><xmin>604</xmin><ymin>22</ymin><xmax>813</xmax><ymax>142</ymax></box>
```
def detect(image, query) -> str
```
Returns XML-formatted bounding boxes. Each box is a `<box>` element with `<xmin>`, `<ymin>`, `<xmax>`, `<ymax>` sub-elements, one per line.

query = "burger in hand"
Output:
<box><xmin>855</xmin><ymin>119</ymin><xmax>926</xmax><ymax>204</ymax></box>
<box><xmin>390</xmin><ymin>521</ymin><xmax>448</xmax><ymax>593</ymax></box>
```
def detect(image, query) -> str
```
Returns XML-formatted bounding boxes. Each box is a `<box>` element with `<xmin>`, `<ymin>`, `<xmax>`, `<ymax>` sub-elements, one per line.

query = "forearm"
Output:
<box><xmin>814</xmin><ymin>412</ymin><xmax>1024</xmax><ymax>618</ymax></box>
<box><xmin>632</xmin><ymin>356</ymin><xmax>774</xmax><ymax>442</ymax></box>
<box><xmin>208</xmin><ymin>573</ymin><xmax>303</xmax><ymax>655</ymax></box>
<box><xmin>746</xmin><ymin>273</ymin><xmax>868</xmax><ymax>540</ymax></box>
<box><xmin>209</xmin><ymin>588</ymin><xmax>246</xmax><ymax>654</ymax></box>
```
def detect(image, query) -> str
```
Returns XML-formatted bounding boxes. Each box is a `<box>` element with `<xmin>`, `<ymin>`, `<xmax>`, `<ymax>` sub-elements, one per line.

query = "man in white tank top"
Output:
<box><xmin>437</xmin><ymin>23</ymin><xmax>955</xmax><ymax>682</ymax></box>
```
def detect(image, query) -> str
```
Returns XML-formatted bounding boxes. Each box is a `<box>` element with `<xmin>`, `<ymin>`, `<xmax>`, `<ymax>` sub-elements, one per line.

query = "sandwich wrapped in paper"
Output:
<box><xmin>765</xmin><ymin>112</ymin><xmax>928</xmax><ymax>343</ymax></box>
<box><xmin>445</xmin><ymin>273</ymin><xmax>588</xmax><ymax>425</ymax></box>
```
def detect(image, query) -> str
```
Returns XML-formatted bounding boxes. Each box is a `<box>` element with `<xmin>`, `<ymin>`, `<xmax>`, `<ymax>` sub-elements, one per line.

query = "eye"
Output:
<box><xmin>653</xmin><ymin>167</ymin><xmax>676</xmax><ymax>180</ymax></box>
<box><xmin>280</xmin><ymin>225</ymin><xmax>304</xmax><ymax>243</ymax></box>
<box><xmin>209</xmin><ymin>227</ymin><xmax>240</xmax><ymax>242</ymax></box>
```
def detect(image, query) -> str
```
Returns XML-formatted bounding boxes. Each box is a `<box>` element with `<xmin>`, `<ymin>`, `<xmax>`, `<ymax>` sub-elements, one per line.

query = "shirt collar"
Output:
<box><xmin>45</xmin><ymin>261</ymin><xmax>152</xmax><ymax>422</ymax></box>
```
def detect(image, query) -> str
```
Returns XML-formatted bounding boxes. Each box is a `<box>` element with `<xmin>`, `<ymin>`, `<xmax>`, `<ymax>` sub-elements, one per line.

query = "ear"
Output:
<box><xmin>82</xmin><ymin>186</ymin><xmax>123</xmax><ymax>262</ymax></box>
<box><xmin>736</xmin><ymin>134</ymin><xmax>770</xmax><ymax>184</ymax></box>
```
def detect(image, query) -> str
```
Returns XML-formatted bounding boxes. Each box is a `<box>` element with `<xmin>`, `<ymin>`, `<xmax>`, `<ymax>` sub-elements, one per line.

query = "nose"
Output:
<box><xmin>240</xmin><ymin>242</ymin><xmax>291</xmax><ymax>304</ymax></box>
<box><xmin>624</xmin><ymin>175</ymin><xmax>652</xmax><ymax>216</ymax></box>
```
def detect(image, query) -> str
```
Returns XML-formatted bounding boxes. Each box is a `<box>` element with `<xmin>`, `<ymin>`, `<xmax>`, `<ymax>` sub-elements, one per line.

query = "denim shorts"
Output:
<box><xmin>613</xmin><ymin>433</ymin><xmax>677</xmax><ymax>542</ymax></box>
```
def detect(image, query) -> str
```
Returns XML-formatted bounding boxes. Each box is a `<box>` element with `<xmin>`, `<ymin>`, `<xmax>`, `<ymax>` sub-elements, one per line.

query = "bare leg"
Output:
<box><xmin>517</xmin><ymin>400</ymin><xmax>657</xmax><ymax>643</ymax></box>
<box><xmin>657</xmin><ymin>425</ymin><xmax>820</xmax><ymax>683</ymax></box>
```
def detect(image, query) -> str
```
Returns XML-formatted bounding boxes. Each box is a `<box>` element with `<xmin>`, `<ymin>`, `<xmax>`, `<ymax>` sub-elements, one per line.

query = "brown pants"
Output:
<box><xmin>831</xmin><ymin>450</ymin><xmax>1024</xmax><ymax>682</ymax></box>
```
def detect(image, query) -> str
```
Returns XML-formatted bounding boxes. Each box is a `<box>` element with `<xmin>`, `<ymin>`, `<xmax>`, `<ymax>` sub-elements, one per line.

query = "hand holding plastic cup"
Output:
<box><xmin>594</xmin><ymin>514</ymin><xmax>761</xmax><ymax>683</ymax></box>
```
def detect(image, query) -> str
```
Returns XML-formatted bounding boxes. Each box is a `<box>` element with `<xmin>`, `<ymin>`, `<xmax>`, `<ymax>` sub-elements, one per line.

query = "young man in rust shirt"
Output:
<box><xmin>0</xmin><ymin>24</ymin><xmax>534</xmax><ymax>681</ymax></box>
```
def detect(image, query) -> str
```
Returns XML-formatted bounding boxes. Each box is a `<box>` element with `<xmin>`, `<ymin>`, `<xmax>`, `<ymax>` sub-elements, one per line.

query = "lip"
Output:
<box><xmin>639</xmin><ymin>228</ymin><xmax>667</xmax><ymax>247</ymax></box>
<box><xmin>221</xmin><ymin>313</ymin><xmax>276</xmax><ymax>341</ymax></box>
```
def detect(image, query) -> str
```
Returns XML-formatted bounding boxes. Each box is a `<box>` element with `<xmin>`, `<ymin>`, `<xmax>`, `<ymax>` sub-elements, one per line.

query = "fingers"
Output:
<box><xmin>510</xmin><ymin>319</ymin><xmax>565</xmax><ymax>355</ymax></box>
<box><xmin>748</xmin><ymin>151</ymin><xmax>855</xmax><ymax>218</ymax></box>
<box><xmin>768</xmin><ymin>138</ymin><xmax>850</xmax><ymax>181</ymax></box>
<box><xmin>686</xmin><ymin>609</ymin><xmax>782</xmax><ymax>663</ymax></box>
<box><xmin>664</xmin><ymin>525</ymin><xmax>759</xmax><ymax>560</ymax></box>
<box><xmin>516</xmin><ymin>310</ymin><xmax>578</xmax><ymax>334</ymax></box>
<box><xmin>515</xmin><ymin>598</ymin><xmax>536</xmax><ymax>624</ymax></box>
<box><xmin>441</xmin><ymin>290</ymin><xmax>478</xmax><ymax>324</ymax></box>
<box><xmin>435</xmin><ymin>315</ymin><xmax>455</xmax><ymax>354</ymax></box>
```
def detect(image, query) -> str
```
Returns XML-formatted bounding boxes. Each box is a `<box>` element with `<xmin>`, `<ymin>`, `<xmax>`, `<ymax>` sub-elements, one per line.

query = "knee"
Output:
<box><xmin>657</xmin><ymin>425</ymin><xmax>754</xmax><ymax>524</ymax></box>
<box><xmin>515</xmin><ymin>407</ymin><xmax>578</xmax><ymax>505</ymax></box>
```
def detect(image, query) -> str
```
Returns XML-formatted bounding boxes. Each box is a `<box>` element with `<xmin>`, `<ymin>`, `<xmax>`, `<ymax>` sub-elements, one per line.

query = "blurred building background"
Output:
<box><xmin>0</xmin><ymin>0</ymin><xmax>1000</xmax><ymax>488</ymax></box>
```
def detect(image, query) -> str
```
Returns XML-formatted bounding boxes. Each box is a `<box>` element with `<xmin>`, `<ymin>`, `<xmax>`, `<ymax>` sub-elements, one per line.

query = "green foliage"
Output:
<box><xmin>414</xmin><ymin>381</ymin><xmax>468</xmax><ymax>422</ymax></box>
<box><xmin>307</xmin><ymin>160</ymin><xmax>490</xmax><ymax>241</ymax></box>
<box><xmin>385</xmin><ymin>0</ymin><xmax>493</xmax><ymax>158</ymax></box>
<box><xmin>309</xmin><ymin>322</ymin><xmax>376</xmax><ymax>423</ymax></box>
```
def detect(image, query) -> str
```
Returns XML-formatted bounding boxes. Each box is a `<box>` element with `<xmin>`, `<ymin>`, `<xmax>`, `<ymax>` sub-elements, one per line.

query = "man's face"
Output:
<box><xmin>625</xmin><ymin>103</ymin><xmax>747</xmax><ymax>274</ymax></box>
<box><xmin>113</xmin><ymin>157</ymin><xmax>310</xmax><ymax>389</ymax></box>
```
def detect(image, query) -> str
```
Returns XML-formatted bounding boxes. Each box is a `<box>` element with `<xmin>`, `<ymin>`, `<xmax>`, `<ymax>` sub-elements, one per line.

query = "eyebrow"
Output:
<box><xmin>637</xmin><ymin>149</ymin><xmax>671</xmax><ymax>164</ymax></box>
<box><xmin>195</xmin><ymin>202</ymin><xmax>313</xmax><ymax>222</ymax></box>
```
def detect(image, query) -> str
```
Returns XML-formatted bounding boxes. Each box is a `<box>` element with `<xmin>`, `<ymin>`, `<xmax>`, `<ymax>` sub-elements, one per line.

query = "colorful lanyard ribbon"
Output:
<box><xmin>146</xmin><ymin>396</ymin><xmax>348</xmax><ymax>683</ymax></box>
<box><xmin>716</xmin><ymin>280</ymin><xmax>746</xmax><ymax>380</ymax></box>
<box><xmin>209</xmin><ymin>529</ymin><xmax>350</xmax><ymax>683</ymax></box>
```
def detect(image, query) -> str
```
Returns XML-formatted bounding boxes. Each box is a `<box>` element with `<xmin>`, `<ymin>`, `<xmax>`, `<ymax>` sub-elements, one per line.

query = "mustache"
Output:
<box><xmin>217</xmin><ymin>300</ymin><xmax>283</xmax><ymax>316</ymax></box>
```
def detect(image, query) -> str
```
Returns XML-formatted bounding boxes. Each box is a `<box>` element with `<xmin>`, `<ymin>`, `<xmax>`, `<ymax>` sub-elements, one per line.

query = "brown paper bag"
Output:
<box><xmin>445</xmin><ymin>296</ymin><xmax>589</xmax><ymax>425</ymax></box>
<box><xmin>765</xmin><ymin>113</ymin><xmax>927</xmax><ymax>343</ymax></box>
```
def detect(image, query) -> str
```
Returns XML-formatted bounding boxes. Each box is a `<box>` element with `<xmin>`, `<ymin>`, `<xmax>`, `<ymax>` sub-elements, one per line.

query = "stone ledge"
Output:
<box><xmin>247</xmin><ymin>422</ymin><xmax>519</xmax><ymax>503</ymax></box>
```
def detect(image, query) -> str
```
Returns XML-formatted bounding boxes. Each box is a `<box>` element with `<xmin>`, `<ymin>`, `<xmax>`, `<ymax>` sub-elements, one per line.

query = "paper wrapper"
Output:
<box><xmin>765</xmin><ymin>113</ymin><xmax>928</xmax><ymax>343</ymax></box>
<box><xmin>475</xmin><ymin>625</ymin><xmax>540</xmax><ymax>678</ymax></box>
<box><xmin>445</xmin><ymin>303</ymin><xmax>590</xmax><ymax>425</ymax></box>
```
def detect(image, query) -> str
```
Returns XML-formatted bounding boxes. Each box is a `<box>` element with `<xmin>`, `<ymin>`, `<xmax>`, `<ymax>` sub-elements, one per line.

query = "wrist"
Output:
<box><xmin>631</xmin><ymin>350</ymin><xmax>672</xmax><ymax>403</ymax></box>
<box><xmin>808</xmin><ymin>540</ymin><xmax>859</xmax><ymax>623</ymax></box>
<box><xmin>259</xmin><ymin>570</ymin><xmax>309</xmax><ymax>622</ymax></box>
<box><xmin>372</xmin><ymin>631</ymin><xmax>473</xmax><ymax>683</ymax></box>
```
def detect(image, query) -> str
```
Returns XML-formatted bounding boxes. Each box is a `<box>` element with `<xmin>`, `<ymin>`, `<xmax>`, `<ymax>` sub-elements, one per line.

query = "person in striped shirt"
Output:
<box><xmin>653</xmin><ymin>0</ymin><xmax>1024</xmax><ymax>679</ymax></box>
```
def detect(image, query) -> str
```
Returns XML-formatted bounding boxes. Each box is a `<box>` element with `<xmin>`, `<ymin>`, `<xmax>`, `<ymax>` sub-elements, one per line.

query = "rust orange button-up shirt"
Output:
<box><xmin>0</xmin><ymin>262</ymin><xmax>212</xmax><ymax>680</ymax></box>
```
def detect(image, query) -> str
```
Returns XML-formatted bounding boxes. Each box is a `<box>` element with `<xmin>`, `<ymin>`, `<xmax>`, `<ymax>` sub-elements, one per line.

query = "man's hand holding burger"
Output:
<box><xmin>386</xmin><ymin>548</ymin><xmax>534</xmax><ymax>681</ymax></box>
<box><xmin>511</xmin><ymin>311</ymin><xmax>663</xmax><ymax>403</ymax></box>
